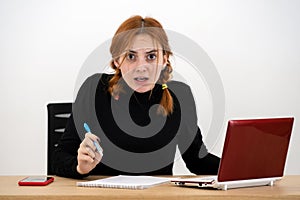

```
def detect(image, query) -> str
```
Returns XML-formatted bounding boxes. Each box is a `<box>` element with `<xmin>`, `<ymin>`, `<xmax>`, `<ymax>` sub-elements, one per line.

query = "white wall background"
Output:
<box><xmin>0</xmin><ymin>0</ymin><xmax>299</xmax><ymax>175</ymax></box>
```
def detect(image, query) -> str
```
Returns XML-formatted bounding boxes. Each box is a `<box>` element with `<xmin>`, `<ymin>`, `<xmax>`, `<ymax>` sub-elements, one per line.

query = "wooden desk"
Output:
<box><xmin>0</xmin><ymin>176</ymin><xmax>299</xmax><ymax>200</ymax></box>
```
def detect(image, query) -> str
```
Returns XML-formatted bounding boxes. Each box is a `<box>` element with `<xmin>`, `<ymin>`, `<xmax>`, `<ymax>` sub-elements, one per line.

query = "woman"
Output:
<box><xmin>52</xmin><ymin>15</ymin><xmax>220</xmax><ymax>178</ymax></box>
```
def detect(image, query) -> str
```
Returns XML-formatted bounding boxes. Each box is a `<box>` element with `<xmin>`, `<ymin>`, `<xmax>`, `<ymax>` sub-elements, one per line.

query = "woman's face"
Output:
<box><xmin>115</xmin><ymin>34</ymin><xmax>167</xmax><ymax>93</ymax></box>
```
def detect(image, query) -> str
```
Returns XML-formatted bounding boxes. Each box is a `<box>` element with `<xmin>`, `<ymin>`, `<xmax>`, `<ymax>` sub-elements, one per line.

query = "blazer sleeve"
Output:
<box><xmin>51</xmin><ymin>74</ymin><xmax>101</xmax><ymax>178</ymax></box>
<box><xmin>174</xmin><ymin>82</ymin><xmax>220</xmax><ymax>175</ymax></box>
<box><xmin>51</xmin><ymin>114</ymin><xmax>88</xmax><ymax>178</ymax></box>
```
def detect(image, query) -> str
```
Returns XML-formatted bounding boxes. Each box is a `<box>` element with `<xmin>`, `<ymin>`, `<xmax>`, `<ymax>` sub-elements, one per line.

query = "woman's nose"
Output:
<box><xmin>136</xmin><ymin>65</ymin><xmax>147</xmax><ymax>73</ymax></box>
<box><xmin>135</xmin><ymin>58</ymin><xmax>148</xmax><ymax>72</ymax></box>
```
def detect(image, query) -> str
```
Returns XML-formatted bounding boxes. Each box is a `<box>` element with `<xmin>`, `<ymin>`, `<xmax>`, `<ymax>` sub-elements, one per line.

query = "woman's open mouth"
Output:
<box><xmin>134</xmin><ymin>77</ymin><xmax>149</xmax><ymax>82</ymax></box>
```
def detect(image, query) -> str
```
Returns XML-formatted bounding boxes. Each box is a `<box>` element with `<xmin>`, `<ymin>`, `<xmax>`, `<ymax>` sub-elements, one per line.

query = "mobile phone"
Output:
<box><xmin>18</xmin><ymin>176</ymin><xmax>54</xmax><ymax>186</ymax></box>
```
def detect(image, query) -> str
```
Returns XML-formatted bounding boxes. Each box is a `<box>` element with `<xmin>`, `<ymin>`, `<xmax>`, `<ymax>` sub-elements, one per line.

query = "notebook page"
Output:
<box><xmin>77</xmin><ymin>175</ymin><xmax>172</xmax><ymax>189</ymax></box>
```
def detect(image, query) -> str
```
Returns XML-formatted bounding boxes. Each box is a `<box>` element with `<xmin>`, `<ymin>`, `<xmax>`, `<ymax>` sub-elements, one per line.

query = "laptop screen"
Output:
<box><xmin>217</xmin><ymin>117</ymin><xmax>294</xmax><ymax>182</ymax></box>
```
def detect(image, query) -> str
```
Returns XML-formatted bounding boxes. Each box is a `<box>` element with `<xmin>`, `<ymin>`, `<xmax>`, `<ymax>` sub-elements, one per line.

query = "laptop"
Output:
<box><xmin>172</xmin><ymin>117</ymin><xmax>294</xmax><ymax>190</ymax></box>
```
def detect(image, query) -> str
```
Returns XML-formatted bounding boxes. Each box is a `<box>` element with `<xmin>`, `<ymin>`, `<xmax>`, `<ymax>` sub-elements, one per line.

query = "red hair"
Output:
<box><xmin>108</xmin><ymin>15</ymin><xmax>173</xmax><ymax>116</ymax></box>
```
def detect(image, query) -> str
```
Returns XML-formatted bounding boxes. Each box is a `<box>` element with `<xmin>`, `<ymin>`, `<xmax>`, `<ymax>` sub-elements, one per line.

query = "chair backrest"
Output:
<box><xmin>47</xmin><ymin>102</ymin><xmax>72</xmax><ymax>175</ymax></box>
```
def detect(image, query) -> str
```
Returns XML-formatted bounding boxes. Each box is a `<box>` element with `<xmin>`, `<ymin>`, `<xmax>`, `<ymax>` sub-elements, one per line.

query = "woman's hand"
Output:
<box><xmin>76</xmin><ymin>133</ymin><xmax>103</xmax><ymax>175</ymax></box>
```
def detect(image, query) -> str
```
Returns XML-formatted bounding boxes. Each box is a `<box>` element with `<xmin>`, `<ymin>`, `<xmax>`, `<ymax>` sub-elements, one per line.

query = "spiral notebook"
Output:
<box><xmin>76</xmin><ymin>175</ymin><xmax>172</xmax><ymax>189</ymax></box>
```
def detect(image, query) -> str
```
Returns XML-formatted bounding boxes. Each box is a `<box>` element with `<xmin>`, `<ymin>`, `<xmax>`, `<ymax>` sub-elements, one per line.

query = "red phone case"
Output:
<box><xmin>18</xmin><ymin>176</ymin><xmax>54</xmax><ymax>186</ymax></box>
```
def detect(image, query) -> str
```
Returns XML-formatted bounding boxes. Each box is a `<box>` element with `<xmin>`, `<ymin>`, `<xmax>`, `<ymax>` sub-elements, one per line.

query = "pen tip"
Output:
<box><xmin>84</xmin><ymin>123</ymin><xmax>90</xmax><ymax>133</ymax></box>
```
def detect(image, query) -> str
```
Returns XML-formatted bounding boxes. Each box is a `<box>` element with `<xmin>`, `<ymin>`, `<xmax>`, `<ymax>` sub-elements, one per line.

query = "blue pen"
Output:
<box><xmin>84</xmin><ymin>123</ymin><xmax>103</xmax><ymax>156</ymax></box>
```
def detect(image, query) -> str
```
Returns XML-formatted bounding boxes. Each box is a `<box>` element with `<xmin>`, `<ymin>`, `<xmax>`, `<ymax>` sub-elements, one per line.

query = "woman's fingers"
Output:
<box><xmin>78</xmin><ymin>152</ymin><xmax>94</xmax><ymax>163</ymax></box>
<box><xmin>76</xmin><ymin>132</ymin><xmax>103</xmax><ymax>175</ymax></box>
<box><xmin>94</xmin><ymin>150</ymin><xmax>102</xmax><ymax>162</ymax></box>
<box><xmin>83</xmin><ymin>133</ymin><xmax>101</xmax><ymax>152</ymax></box>
<box><xmin>85</xmin><ymin>132</ymin><xmax>100</xmax><ymax>143</ymax></box>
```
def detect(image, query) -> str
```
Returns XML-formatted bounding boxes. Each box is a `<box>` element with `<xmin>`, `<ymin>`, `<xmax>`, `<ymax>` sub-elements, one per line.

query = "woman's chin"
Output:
<box><xmin>133</xmin><ymin>83</ymin><xmax>154</xmax><ymax>93</ymax></box>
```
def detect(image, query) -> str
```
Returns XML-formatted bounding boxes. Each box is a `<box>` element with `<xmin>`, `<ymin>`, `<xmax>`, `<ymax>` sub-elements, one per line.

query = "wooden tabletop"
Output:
<box><xmin>0</xmin><ymin>175</ymin><xmax>299</xmax><ymax>200</ymax></box>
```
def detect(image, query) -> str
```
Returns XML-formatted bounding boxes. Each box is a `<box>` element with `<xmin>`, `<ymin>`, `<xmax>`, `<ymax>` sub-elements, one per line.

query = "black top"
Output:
<box><xmin>52</xmin><ymin>74</ymin><xmax>220</xmax><ymax>178</ymax></box>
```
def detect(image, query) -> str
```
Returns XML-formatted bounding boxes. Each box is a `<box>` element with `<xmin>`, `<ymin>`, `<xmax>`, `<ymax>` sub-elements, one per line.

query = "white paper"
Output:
<box><xmin>77</xmin><ymin>175</ymin><xmax>172</xmax><ymax>189</ymax></box>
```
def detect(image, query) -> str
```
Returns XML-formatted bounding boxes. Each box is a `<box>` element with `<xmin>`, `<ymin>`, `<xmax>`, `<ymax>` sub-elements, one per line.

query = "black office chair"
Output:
<box><xmin>47</xmin><ymin>102</ymin><xmax>72</xmax><ymax>175</ymax></box>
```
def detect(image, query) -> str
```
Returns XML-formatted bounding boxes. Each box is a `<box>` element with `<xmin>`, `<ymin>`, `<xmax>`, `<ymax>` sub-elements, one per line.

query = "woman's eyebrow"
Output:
<box><xmin>146</xmin><ymin>50</ymin><xmax>158</xmax><ymax>54</ymax></box>
<box><xmin>128</xmin><ymin>50</ymin><xmax>137</xmax><ymax>54</ymax></box>
<box><xmin>127</xmin><ymin>49</ymin><xmax>157</xmax><ymax>54</ymax></box>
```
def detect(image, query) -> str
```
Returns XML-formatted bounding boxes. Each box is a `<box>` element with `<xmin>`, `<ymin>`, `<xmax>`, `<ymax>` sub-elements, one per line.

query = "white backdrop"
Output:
<box><xmin>0</xmin><ymin>0</ymin><xmax>299</xmax><ymax>175</ymax></box>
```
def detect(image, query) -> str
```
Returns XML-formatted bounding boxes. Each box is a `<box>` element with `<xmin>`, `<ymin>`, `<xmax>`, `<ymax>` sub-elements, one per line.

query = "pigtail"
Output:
<box><xmin>108</xmin><ymin>60</ymin><xmax>123</xmax><ymax>100</ymax></box>
<box><xmin>157</xmin><ymin>61</ymin><xmax>174</xmax><ymax>116</ymax></box>
<box><xmin>108</xmin><ymin>16</ymin><xmax>174</xmax><ymax>116</ymax></box>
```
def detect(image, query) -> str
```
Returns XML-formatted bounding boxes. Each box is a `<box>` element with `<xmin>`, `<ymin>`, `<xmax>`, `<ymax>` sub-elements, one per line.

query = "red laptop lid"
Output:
<box><xmin>218</xmin><ymin>117</ymin><xmax>294</xmax><ymax>182</ymax></box>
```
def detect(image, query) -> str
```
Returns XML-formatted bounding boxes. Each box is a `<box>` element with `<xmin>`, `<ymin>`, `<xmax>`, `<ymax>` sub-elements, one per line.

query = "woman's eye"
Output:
<box><xmin>147</xmin><ymin>54</ymin><xmax>156</xmax><ymax>61</ymax></box>
<box><xmin>126</xmin><ymin>53</ymin><xmax>136</xmax><ymax>61</ymax></box>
